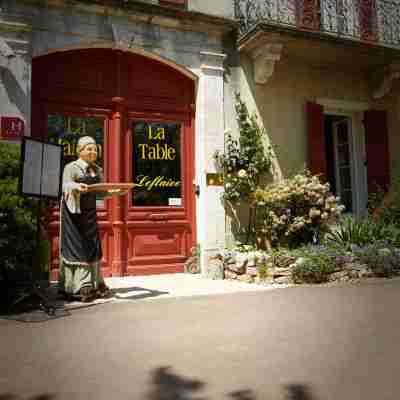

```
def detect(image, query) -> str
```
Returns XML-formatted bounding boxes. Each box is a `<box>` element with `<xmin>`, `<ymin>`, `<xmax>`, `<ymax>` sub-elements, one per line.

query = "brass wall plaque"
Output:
<box><xmin>206</xmin><ymin>173</ymin><xmax>224</xmax><ymax>186</ymax></box>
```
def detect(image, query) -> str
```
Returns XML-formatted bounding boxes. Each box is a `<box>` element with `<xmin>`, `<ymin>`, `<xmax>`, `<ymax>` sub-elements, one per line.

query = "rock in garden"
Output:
<box><xmin>329</xmin><ymin>271</ymin><xmax>348</xmax><ymax>282</ymax></box>
<box><xmin>246</xmin><ymin>266</ymin><xmax>258</xmax><ymax>276</ymax></box>
<box><xmin>358</xmin><ymin>269</ymin><xmax>375</xmax><ymax>278</ymax></box>
<box><xmin>224</xmin><ymin>270</ymin><xmax>237</xmax><ymax>280</ymax></box>
<box><xmin>273</xmin><ymin>267</ymin><xmax>292</xmax><ymax>277</ymax></box>
<box><xmin>227</xmin><ymin>264</ymin><xmax>246</xmax><ymax>274</ymax></box>
<box><xmin>274</xmin><ymin>276</ymin><xmax>292</xmax><ymax>284</ymax></box>
<box><xmin>237</xmin><ymin>274</ymin><xmax>254</xmax><ymax>283</ymax></box>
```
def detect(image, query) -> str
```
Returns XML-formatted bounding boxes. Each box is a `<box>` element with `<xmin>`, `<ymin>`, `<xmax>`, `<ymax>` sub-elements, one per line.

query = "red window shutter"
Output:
<box><xmin>364</xmin><ymin>110</ymin><xmax>391</xmax><ymax>195</ymax></box>
<box><xmin>297</xmin><ymin>0</ymin><xmax>321</xmax><ymax>31</ymax></box>
<box><xmin>359</xmin><ymin>0</ymin><xmax>377</xmax><ymax>41</ymax></box>
<box><xmin>306</xmin><ymin>101</ymin><xmax>327</xmax><ymax>180</ymax></box>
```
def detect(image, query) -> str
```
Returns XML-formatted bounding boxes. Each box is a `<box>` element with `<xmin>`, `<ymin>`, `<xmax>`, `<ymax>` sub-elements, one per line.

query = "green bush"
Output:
<box><xmin>0</xmin><ymin>143</ymin><xmax>42</xmax><ymax>310</ymax></box>
<box><xmin>326</xmin><ymin>216</ymin><xmax>400</xmax><ymax>248</ymax></box>
<box><xmin>0</xmin><ymin>143</ymin><xmax>39</xmax><ymax>271</ymax></box>
<box><xmin>291</xmin><ymin>252</ymin><xmax>335</xmax><ymax>284</ymax></box>
<box><xmin>352</xmin><ymin>245</ymin><xmax>400</xmax><ymax>278</ymax></box>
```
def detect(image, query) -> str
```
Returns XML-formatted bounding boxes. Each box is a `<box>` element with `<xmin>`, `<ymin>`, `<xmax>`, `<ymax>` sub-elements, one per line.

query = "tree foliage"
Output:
<box><xmin>0</xmin><ymin>143</ymin><xmax>37</xmax><ymax>274</ymax></box>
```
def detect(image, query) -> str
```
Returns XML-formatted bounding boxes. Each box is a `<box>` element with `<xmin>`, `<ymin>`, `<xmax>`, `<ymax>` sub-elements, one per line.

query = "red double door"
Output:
<box><xmin>32</xmin><ymin>49</ymin><xmax>196</xmax><ymax>278</ymax></box>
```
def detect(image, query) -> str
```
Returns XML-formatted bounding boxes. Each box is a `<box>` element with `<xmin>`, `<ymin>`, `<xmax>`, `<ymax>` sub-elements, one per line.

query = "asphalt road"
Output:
<box><xmin>1</xmin><ymin>279</ymin><xmax>400</xmax><ymax>400</ymax></box>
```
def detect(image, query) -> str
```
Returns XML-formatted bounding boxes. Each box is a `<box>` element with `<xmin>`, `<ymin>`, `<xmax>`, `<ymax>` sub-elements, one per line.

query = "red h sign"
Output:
<box><xmin>0</xmin><ymin>117</ymin><xmax>25</xmax><ymax>140</ymax></box>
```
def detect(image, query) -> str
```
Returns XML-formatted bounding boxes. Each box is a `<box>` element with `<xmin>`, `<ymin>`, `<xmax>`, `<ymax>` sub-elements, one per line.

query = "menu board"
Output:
<box><xmin>20</xmin><ymin>138</ymin><xmax>63</xmax><ymax>199</ymax></box>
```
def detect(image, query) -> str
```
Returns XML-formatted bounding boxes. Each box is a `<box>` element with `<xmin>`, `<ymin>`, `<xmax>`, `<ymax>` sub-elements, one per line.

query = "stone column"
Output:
<box><xmin>195</xmin><ymin>51</ymin><xmax>226</xmax><ymax>278</ymax></box>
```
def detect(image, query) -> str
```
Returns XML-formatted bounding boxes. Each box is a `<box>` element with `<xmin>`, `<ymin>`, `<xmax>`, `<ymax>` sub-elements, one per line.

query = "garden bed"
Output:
<box><xmin>216</xmin><ymin>242</ymin><xmax>400</xmax><ymax>286</ymax></box>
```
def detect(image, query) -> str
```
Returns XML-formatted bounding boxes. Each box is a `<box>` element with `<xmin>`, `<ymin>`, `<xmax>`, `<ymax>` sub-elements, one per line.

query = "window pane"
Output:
<box><xmin>132</xmin><ymin>121</ymin><xmax>182</xmax><ymax>207</ymax></box>
<box><xmin>337</xmin><ymin>122</ymin><xmax>349</xmax><ymax>145</ymax></box>
<box><xmin>337</xmin><ymin>143</ymin><xmax>350</xmax><ymax>166</ymax></box>
<box><xmin>47</xmin><ymin>115</ymin><xmax>105</xmax><ymax>207</ymax></box>
<box><xmin>339</xmin><ymin>166</ymin><xmax>352</xmax><ymax>189</ymax></box>
<box><xmin>341</xmin><ymin>190</ymin><xmax>352</xmax><ymax>213</ymax></box>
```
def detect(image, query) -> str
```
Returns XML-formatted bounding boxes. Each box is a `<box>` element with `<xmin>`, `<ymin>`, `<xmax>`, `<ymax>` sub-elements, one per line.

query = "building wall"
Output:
<box><xmin>235</xmin><ymin>55</ymin><xmax>372</xmax><ymax>180</ymax></box>
<box><xmin>188</xmin><ymin>0</ymin><xmax>235</xmax><ymax>19</ymax></box>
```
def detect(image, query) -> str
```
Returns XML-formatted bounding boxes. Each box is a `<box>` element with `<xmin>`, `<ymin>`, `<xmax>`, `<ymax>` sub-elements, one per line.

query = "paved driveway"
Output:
<box><xmin>1</xmin><ymin>278</ymin><xmax>400</xmax><ymax>400</ymax></box>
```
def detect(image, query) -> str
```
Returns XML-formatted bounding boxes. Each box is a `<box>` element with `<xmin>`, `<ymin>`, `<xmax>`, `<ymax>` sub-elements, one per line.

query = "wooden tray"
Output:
<box><xmin>87</xmin><ymin>183</ymin><xmax>135</xmax><ymax>193</ymax></box>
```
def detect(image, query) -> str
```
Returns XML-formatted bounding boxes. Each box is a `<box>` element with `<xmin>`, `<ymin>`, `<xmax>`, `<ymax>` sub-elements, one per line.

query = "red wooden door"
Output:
<box><xmin>32</xmin><ymin>49</ymin><xmax>196</xmax><ymax>277</ymax></box>
<box><xmin>124</xmin><ymin>113</ymin><xmax>195</xmax><ymax>275</ymax></box>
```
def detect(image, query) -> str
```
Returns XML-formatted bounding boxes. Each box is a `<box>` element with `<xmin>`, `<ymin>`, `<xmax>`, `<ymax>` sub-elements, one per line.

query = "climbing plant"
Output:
<box><xmin>214</xmin><ymin>93</ymin><xmax>273</xmax><ymax>203</ymax></box>
<box><xmin>214</xmin><ymin>93</ymin><xmax>274</xmax><ymax>244</ymax></box>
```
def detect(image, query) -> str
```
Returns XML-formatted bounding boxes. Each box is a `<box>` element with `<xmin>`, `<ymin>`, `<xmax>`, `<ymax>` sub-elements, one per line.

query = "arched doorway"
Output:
<box><xmin>32</xmin><ymin>48</ymin><xmax>196</xmax><ymax>279</ymax></box>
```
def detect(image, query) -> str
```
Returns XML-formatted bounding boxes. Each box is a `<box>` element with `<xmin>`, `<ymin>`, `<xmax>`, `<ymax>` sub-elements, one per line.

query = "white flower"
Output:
<box><xmin>295</xmin><ymin>257</ymin><xmax>306</xmax><ymax>266</ymax></box>
<box><xmin>309</xmin><ymin>208</ymin><xmax>321</xmax><ymax>218</ymax></box>
<box><xmin>238</xmin><ymin>169</ymin><xmax>248</xmax><ymax>178</ymax></box>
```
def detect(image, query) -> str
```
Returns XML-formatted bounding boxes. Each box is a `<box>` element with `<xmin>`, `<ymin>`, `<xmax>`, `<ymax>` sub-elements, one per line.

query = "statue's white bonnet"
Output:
<box><xmin>77</xmin><ymin>136</ymin><xmax>96</xmax><ymax>154</ymax></box>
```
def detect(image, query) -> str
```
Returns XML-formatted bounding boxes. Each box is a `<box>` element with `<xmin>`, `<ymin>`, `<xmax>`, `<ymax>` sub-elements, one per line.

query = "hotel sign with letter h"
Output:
<box><xmin>0</xmin><ymin>116</ymin><xmax>25</xmax><ymax>140</ymax></box>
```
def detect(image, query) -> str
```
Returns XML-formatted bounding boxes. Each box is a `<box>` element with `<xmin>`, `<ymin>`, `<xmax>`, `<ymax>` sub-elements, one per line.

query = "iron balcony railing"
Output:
<box><xmin>235</xmin><ymin>0</ymin><xmax>400</xmax><ymax>47</ymax></box>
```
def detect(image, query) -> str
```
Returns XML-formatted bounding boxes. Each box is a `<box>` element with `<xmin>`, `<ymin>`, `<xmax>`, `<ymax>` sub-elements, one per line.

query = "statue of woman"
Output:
<box><xmin>58</xmin><ymin>136</ymin><xmax>123</xmax><ymax>302</ymax></box>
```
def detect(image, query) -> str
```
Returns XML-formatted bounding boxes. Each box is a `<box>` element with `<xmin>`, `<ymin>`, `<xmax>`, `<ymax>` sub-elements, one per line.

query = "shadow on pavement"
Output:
<box><xmin>146</xmin><ymin>366</ymin><xmax>207</xmax><ymax>400</ymax></box>
<box><xmin>146</xmin><ymin>366</ymin><xmax>317</xmax><ymax>400</ymax></box>
<box><xmin>0</xmin><ymin>395</ymin><xmax>56</xmax><ymax>400</ymax></box>
<box><xmin>0</xmin><ymin>285</ymin><xmax>169</xmax><ymax>322</ymax></box>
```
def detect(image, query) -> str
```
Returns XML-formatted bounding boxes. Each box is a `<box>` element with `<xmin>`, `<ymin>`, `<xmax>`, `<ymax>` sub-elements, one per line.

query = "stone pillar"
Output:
<box><xmin>195</xmin><ymin>51</ymin><xmax>226</xmax><ymax>278</ymax></box>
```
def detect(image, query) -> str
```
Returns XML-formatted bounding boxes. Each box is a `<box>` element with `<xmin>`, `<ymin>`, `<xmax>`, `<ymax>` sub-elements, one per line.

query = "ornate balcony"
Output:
<box><xmin>235</xmin><ymin>0</ymin><xmax>400</xmax><ymax>48</ymax></box>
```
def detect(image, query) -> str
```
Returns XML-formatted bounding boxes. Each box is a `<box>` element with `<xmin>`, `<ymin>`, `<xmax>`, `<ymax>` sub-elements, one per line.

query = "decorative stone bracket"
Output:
<box><xmin>372</xmin><ymin>64</ymin><xmax>400</xmax><ymax>99</ymax></box>
<box><xmin>0</xmin><ymin>19</ymin><xmax>32</xmax><ymax>67</ymax></box>
<box><xmin>251</xmin><ymin>43</ymin><xmax>283</xmax><ymax>85</ymax></box>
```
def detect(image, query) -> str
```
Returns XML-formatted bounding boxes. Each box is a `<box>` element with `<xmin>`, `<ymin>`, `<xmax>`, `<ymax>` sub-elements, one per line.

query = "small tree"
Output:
<box><xmin>214</xmin><ymin>93</ymin><xmax>274</xmax><ymax>243</ymax></box>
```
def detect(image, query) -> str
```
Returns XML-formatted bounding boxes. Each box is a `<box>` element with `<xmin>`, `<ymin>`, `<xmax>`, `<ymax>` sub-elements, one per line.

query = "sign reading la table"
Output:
<box><xmin>0</xmin><ymin>116</ymin><xmax>25</xmax><ymax>140</ymax></box>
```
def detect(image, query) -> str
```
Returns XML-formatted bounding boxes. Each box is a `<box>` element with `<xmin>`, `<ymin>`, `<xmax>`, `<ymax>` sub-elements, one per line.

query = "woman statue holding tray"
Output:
<box><xmin>59</xmin><ymin>136</ymin><xmax>123</xmax><ymax>302</ymax></box>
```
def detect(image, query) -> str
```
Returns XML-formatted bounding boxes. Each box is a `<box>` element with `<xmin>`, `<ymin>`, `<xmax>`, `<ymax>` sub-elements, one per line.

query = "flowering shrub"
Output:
<box><xmin>214</xmin><ymin>93</ymin><xmax>273</xmax><ymax>203</ymax></box>
<box><xmin>253</xmin><ymin>171</ymin><xmax>345</xmax><ymax>248</ymax></box>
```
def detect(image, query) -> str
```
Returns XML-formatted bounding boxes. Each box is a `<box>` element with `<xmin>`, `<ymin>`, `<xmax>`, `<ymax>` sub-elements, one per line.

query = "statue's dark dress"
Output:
<box><xmin>61</xmin><ymin>171</ymin><xmax>102</xmax><ymax>265</ymax></box>
<box><xmin>59</xmin><ymin>159</ymin><xmax>105</xmax><ymax>295</ymax></box>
